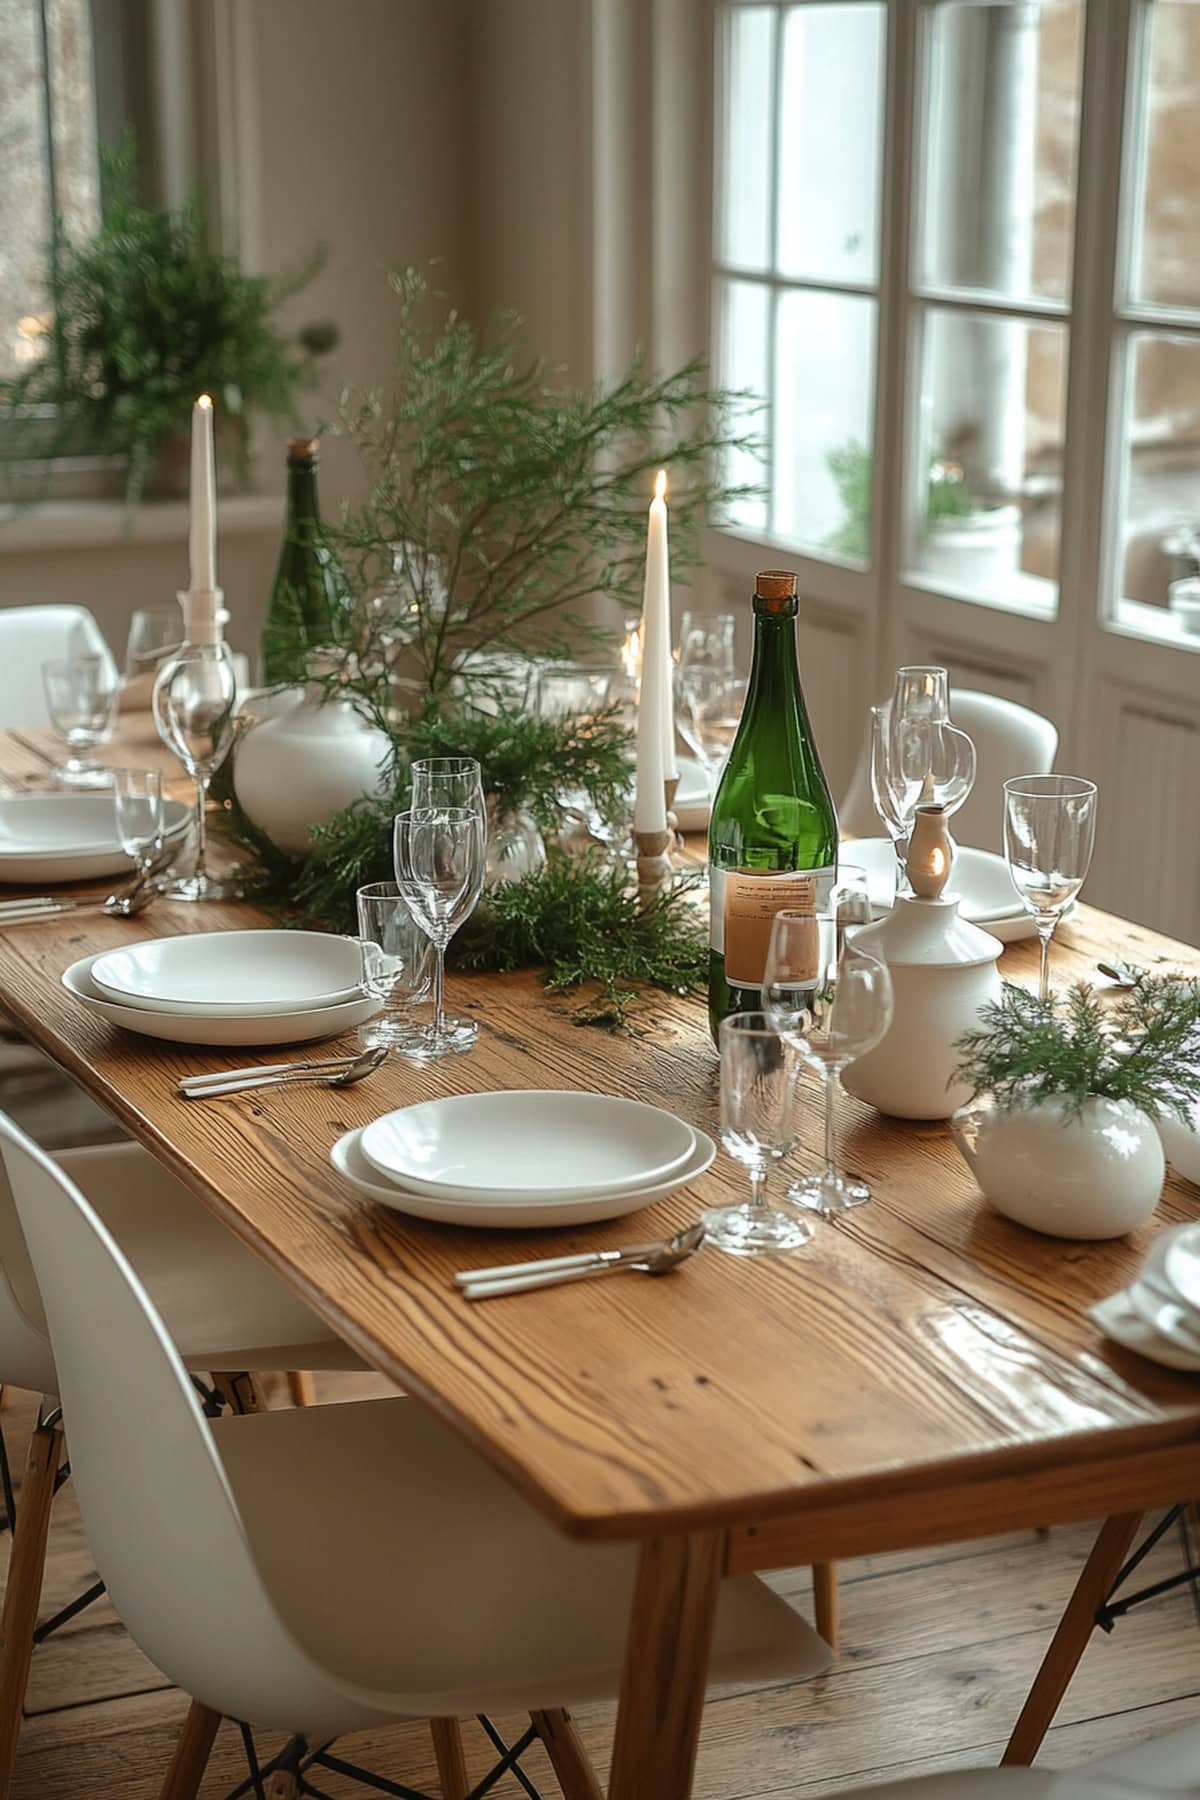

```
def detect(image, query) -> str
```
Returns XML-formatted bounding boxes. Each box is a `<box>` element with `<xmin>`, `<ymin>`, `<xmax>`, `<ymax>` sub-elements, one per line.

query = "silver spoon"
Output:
<box><xmin>461</xmin><ymin>1222</ymin><xmax>707</xmax><ymax>1300</ymax></box>
<box><xmin>181</xmin><ymin>1045</ymin><xmax>388</xmax><ymax>1100</ymax></box>
<box><xmin>1097</xmin><ymin>959</ymin><xmax>1143</xmax><ymax>988</ymax></box>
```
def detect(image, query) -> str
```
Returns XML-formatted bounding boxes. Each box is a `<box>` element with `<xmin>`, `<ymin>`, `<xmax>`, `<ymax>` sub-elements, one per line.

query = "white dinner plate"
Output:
<box><xmin>90</xmin><ymin>929</ymin><xmax>363</xmax><ymax>1016</ymax></box>
<box><xmin>1090</xmin><ymin>1290</ymin><xmax>1200</xmax><ymax>1372</ymax></box>
<box><xmin>62</xmin><ymin>951</ymin><xmax>381</xmax><ymax>1047</ymax></box>
<box><xmin>360</xmin><ymin>1090</ymin><xmax>696</xmax><ymax>1201</ymax></box>
<box><xmin>0</xmin><ymin>794</ymin><xmax>190</xmax><ymax>885</ymax></box>
<box><xmin>1162</xmin><ymin>1223</ymin><xmax>1200</xmax><ymax>1316</ymax></box>
<box><xmin>333</xmin><ymin>1122</ymin><xmax>717</xmax><ymax>1228</ymax></box>
<box><xmin>845</xmin><ymin>838</ymin><xmax>1034</xmax><ymax>938</ymax></box>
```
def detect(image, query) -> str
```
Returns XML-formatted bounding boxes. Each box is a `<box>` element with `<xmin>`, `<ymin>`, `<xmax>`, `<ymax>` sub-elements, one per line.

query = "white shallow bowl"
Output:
<box><xmin>90</xmin><ymin>929</ymin><xmax>363</xmax><ymax>1016</ymax></box>
<box><xmin>1163</xmin><ymin>1223</ymin><xmax>1200</xmax><ymax>1315</ymax></box>
<box><xmin>359</xmin><ymin>1090</ymin><xmax>696</xmax><ymax>1201</ymax></box>
<box><xmin>62</xmin><ymin>952</ymin><xmax>380</xmax><ymax>1047</ymax></box>
<box><xmin>1158</xmin><ymin>1103</ymin><xmax>1200</xmax><ymax>1188</ymax></box>
<box><xmin>674</xmin><ymin>755</ymin><xmax>713</xmax><ymax>833</ymax></box>
<box><xmin>0</xmin><ymin>794</ymin><xmax>190</xmax><ymax>885</ymax></box>
<box><xmin>333</xmin><ymin>1122</ymin><xmax>716</xmax><ymax>1228</ymax></box>
<box><xmin>846</xmin><ymin>837</ymin><xmax>1034</xmax><ymax>938</ymax></box>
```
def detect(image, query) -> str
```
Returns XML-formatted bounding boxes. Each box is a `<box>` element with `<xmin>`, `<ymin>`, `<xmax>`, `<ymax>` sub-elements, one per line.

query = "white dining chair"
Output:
<box><xmin>0</xmin><ymin>1111</ymin><xmax>831</xmax><ymax>1800</ymax></box>
<box><xmin>831</xmin><ymin>1719</ymin><xmax>1200</xmax><ymax>1798</ymax></box>
<box><xmin>0</xmin><ymin>1132</ymin><xmax>368</xmax><ymax>1800</ymax></box>
<box><xmin>839</xmin><ymin>686</ymin><xmax>1058</xmax><ymax>854</ymax></box>
<box><xmin>0</xmin><ymin>605</ymin><xmax>118</xmax><ymax>730</ymax></box>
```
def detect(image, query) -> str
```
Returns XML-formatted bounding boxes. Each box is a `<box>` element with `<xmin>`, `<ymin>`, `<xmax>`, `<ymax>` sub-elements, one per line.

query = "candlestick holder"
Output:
<box><xmin>664</xmin><ymin>772</ymin><xmax>681</xmax><ymax>857</ymax></box>
<box><xmin>635</xmin><ymin>828</ymin><xmax>674</xmax><ymax>909</ymax></box>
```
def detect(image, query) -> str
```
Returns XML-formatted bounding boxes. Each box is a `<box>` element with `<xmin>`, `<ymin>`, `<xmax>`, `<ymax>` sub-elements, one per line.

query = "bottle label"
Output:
<box><xmin>710</xmin><ymin>866</ymin><xmax>835</xmax><ymax>987</ymax></box>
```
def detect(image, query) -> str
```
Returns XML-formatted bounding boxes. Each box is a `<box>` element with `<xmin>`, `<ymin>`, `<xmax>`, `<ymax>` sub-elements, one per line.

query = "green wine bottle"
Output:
<box><xmin>260</xmin><ymin>438</ymin><xmax>348</xmax><ymax>685</ymax></box>
<box><xmin>707</xmin><ymin>569</ymin><xmax>838</xmax><ymax>1037</ymax></box>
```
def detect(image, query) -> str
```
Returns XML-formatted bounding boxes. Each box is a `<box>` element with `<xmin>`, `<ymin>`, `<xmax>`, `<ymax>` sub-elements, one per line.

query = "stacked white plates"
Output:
<box><xmin>848</xmin><ymin>837</ymin><xmax>1035</xmax><ymax>941</ymax></box>
<box><xmin>62</xmin><ymin>930</ymin><xmax>379</xmax><ymax>1047</ymax></box>
<box><xmin>1092</xmin><ymin>1223</ymin><xmax>1200</xmax><ymax>1371</ymax></box>
<box><xmin>332</xmin><ymin>1089</ymin><xmax>717</xmax><ymax>1227</ymax></box>
<box><xmin>0</xmin><ymin>793</ymin><xmax>190</xmax><ymax>885</ymax></box>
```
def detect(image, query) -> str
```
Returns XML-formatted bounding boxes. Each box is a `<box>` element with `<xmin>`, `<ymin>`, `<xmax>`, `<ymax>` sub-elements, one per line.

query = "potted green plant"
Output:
<box><xmin>0</xmin><ymin>136</ymin><xmax>336</xmax><ymax>504</ymax></box>
<box><xmin>824</xmin><ymin>441</ymin><xmax>1021</xmax><ymax>584</ymax></box>
<box><xmin>949</xmin><ymin>976</ymin><xmax>1200</xmax><ymax>1240</ymax></box>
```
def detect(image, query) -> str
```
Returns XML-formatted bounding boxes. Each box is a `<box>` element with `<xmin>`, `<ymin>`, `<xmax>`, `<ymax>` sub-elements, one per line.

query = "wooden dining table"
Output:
<box><xmin>1</xmin><ymin>714</ymin><xmax>1200</xmax><ymax>1800</ymax></box>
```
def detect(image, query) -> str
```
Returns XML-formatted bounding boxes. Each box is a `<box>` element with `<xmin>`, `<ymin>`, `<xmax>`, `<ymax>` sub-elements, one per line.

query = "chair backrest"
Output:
<box><xmin>838</xmin><ymin>687</ymin><xmax>1058</xmax><ymax>854</ymax></box>
<box><xmin>0</xmin><ymin>1113</ymin><xmax>340</xmax><ymax>1729</ymax></box>
<box><xmin>0</xmin><ymin>606</ymin><xmax>118</xmax><ymax>729</ymax></box>
<box><xmin>0</xmin><ymin>1146</ymin><xmax>58</xmax><ymax>1396</ymax></box>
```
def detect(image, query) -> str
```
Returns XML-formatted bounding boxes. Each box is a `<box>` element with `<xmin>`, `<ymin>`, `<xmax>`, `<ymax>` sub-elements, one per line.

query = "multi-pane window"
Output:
<box><xmin>0</xmin><ymin>0</ymin><xmax>99</xmax><ymax>379</ymax></box>
<box><xmin>712</xmin><ymin>0</ymin><xmax>1200</xmax><ymax>646</ymax></box>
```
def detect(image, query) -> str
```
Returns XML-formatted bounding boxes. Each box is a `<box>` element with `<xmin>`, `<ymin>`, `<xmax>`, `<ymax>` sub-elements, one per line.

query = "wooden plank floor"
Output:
<box><xmin>4</xmin><ymin>1377</ymin><xmax>1199</xmax><ymax>1800</ymax></box>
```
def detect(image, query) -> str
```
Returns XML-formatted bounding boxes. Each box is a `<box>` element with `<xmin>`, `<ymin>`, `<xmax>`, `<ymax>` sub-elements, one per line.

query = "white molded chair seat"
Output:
<box><xmin>0</xmin><ymin>1114</ymin><xmax>829</xmax><ymax>1760</ymax></box>
<box><xmin>0</xmin><ymin>606</ymin><xmax>118</xmax><ymax>730</ymax></box>
<box><xmin>835</xmin><ymin>1720</ymin><xmax>1200</xmax><ymax>1798</ymax></box>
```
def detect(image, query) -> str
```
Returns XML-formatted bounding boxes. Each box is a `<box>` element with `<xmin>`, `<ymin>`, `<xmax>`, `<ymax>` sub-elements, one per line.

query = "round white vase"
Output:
<box><xmin>233</xmin><ymin>682</ymin><xmax>393</xmax><ymax>855</ymax></box>
<box><xmin>950</xmin><ymin>1095</ymin><xmax>1166</xmax><ymax>1240</ymax></box>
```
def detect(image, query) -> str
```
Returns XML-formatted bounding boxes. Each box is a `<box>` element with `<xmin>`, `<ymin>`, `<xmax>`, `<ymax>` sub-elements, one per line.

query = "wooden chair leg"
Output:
<box><xmin>285</xmin><ymin>1372</ymin><xmax>317</xmax><ymax>1408</ymax></box>
<box><xmin>0</xmin><ymin>1406</ymin><xmax>63</xmax><ymax>1799</ymax></box>
<box><xmin>531</xmin><ymin>1709</ymin><xmax>604</xmax><ymax>1800</ymax></box>
<box><xmin>812</xmin><ymin>1562</ymin><xmax>838</xmax><ymax>1650</ymax></box>
<box><xmin>429</xmin><ymin>1717</ymin><xmax>469</xmax><ymax>1800</ymax></box>
<box><xmin>159</xmin><ymin>1699</ymin><xmax>221</xmax><ymax>1800</ymax></box>
<box><xmin>1002</xmin><ymin>1512</ymin><xmax>1143</xmax><ymax>1766</ymax></box>
<box><xmin>264</xmin><ymin>1774</ymin><xmax>299</xmax><ymax>1800</ymax></box>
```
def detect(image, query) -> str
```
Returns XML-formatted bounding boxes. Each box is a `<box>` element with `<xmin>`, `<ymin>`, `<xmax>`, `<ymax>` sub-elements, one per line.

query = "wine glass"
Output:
<box><xmin>1003</xmin><ymin>775</ymin><xmax>1097</xmax><ymax>999</ymax></box>
<box><xmin>112</xmin><ymin>769</ymin><xmax>164</xmax><ymax>882</ymax></box>
<box><xmin>868</xmin><ymin>703</ymin><xmax>909</xmax><ymax>897</ymax></box>
<box><xmin>41</xmin><ymin>656</ymin><xmax>119</xmax><ymax>787</ymax></box>
<box><xmin>677</xmin><ymin>611</ymin><xmax>736</xmax><ymax>682</ymax></box>
<box><xmin>393</xmin><ymin>806</ymin><xmax>486</xmax><ymax>1057</ymax></box>
<box><xmin>703</xmin><ymin>1012</ymin><xmax>813</xmax><ymax>1256</ymax></box>
<box><xmin>410</xmin><ymin>756</ymin><xmax>487</xmax><ymax>830</ymax></box>
<box><xmin>152</xmin><ymin>644</ymin><xmax>239</xmax><ymax>902</ymax></box>
<box><xmin>677</xmin><ymin>671</ymin><xmax>747</xmax><ymax>779</ymax></box>
<box><xmin>124</xmin><ymin>606</ymin><xmax>184</xmax><ymax>707</ymax></box>
<box><xmin>764</xmin><ymin>870</ymin><xmax>894</xmax><ymax>1215</ymax></box>
<box><xmin>887</xmin><ymin>667</ymin><xmax>976</xmax><ymax>829</ymax></box>
<box><xmin>355</xmin><ymin>881</ymin><xmax>436</xmax><ymax>1056</ymax></box>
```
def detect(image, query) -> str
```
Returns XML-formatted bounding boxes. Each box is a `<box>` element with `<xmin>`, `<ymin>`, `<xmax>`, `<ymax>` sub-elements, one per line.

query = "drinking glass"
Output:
<box><xmin>112</xmin><ymin>769</ymin><xmax>164</xmax><ymax>880</ymax></box>
<box><xmin>764</xmin><ymin>870</ymin><xmax>894</xmax><ymax>1215</ymax></box>
<box><xmin>41</xmin><ymin>656</ymin><xmax>120</xmax><ymax>787</ymax></box>
<box><xmin>677</xmin><ymin>672</ymin><xmax>747</xmax><ymax>778</ymax></box>
<box><xmin>703</xmin><ymin>1012</ymin><xmax>813</xmax><ymax>1256</ymax></box>
<box><xmin>410</xmin><ymin>756</ymin><xmax>487</xmax><ymax>830</ymax></box>
<box><xmin>393</xmin><ymin>806</ymin><xmax>486</xmax><ymax>1057</ymax></box>
<box><xmin>868</xmin><ymin>703</ymin><xmax>909</xmax><ymax>896</ymax></box>
<box><xmin>152</xmin><ymin>643</ymin><xmax>239</xmax><ymax>902</ymax></box>
<box><xmin>125</xmin><ymin>605</ymin><xmax>184</xmax><ymax>679</ymax></box>
<box><xmin>677</xmin><ymin>611</ymin><xmax>736</xmax><ymax>681</ymax></box>
<box><xmin>1003</xmin><ymin>774</ymin><xmax>1098</xmax><ymax>999</ymax></box>
<box><xmin>887</xmin><ymin>666</ymin><xmax>976</xmax><ymax>839</ymax></box>
<box><xmin>355</xmin><ymin>881</ymin><xmax>436</xmax><ymax>1056</ymax></box>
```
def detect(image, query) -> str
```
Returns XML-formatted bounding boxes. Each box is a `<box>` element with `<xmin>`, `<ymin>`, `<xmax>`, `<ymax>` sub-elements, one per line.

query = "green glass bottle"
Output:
<box><xmin>260</xmin><ymin>438</ymin><xmax>348</xmax><ymax>685</ymax></box>
<box><xmin>707</xmin><ymin>569</ymin><xmax>838</xmax><ymax>1037</ymax></box>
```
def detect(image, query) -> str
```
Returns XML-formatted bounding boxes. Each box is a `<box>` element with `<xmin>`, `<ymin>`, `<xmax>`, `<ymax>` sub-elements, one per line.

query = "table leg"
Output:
<box><xmin>607</xmin><ymin>1532</ymin><xmax>724</xmax><ymax>1800</ymax></box>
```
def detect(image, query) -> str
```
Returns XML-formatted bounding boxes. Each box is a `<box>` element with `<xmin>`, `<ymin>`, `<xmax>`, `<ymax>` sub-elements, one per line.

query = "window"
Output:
<box><xmin>711</xmin><ymin>0</ymin><xmax>1200</xmax><ymax>650</ymax></box>
<box><xmin>0</xmin><ymin>0</ymin><xmax>100</xmax><ymax>379</ymax></box>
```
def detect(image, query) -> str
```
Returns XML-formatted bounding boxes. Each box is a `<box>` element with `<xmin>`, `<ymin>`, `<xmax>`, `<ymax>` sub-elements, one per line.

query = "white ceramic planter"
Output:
<box><xmin>922</xmin><ymin>503</ymin><xmax>1021</xmax><ymax>588</ymax></box>
<box><xmin>950</xmin><ymin>1095</ymin><xmax>1166</xmax><ymax>1240</ymax></box>
<box><xmin>233</xmin><ymin>682</ymin><xmax>393</xmax><ymax>854</ymax></box>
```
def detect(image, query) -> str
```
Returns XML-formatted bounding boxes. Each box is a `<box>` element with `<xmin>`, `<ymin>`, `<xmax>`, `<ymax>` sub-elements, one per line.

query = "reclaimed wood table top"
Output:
<box><xmin>2</xmin><ymin>718</ymin><xmax>1200</xmax><ymax>1549</ymax></box>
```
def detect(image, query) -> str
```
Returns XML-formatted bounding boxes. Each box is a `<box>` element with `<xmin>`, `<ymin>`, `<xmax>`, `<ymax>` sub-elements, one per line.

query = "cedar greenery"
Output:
<box><xmin>1</xmin><ymin>134</ymin><xmax>335</xmax><ymax>502</ymax></box>
<box><xmin>952</xmin><ymin>975</ymin><xmax>1200</xmax><ymax>1122</ymax></box>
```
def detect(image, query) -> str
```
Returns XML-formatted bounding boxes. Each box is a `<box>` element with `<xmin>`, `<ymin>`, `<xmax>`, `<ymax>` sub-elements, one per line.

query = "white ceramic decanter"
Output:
<box><xmin>233</xmin><ymin>652</ymin><xmax>393</xmax><ymax>855</ymax></box>
<box><xmin>841</xmin><ymin>805</ymin><xmax>1002</xmax><ymax>1120</ymax></box>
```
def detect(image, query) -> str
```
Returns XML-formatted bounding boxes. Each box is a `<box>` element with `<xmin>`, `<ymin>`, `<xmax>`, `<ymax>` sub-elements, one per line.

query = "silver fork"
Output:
<box><xmin>178</xmin><ymin>1046</ymin><xmax>387</xmax><ymax>1100</ymax></box>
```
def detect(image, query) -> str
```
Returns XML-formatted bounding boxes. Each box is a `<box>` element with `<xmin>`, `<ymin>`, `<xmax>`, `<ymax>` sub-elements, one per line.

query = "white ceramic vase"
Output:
<box><xmin>950</xmin><ymin>1094</ymin><xmax>1166</xmax><ymax>1240</ymax></box>
<box><xmin>233</xmin><ymin>681</ymin><xmax>393</xmax><ymax>855</ymax></box>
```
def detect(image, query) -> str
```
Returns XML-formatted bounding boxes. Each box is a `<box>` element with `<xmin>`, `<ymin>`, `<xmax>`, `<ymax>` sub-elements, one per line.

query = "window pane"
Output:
<box><xmin>776</xmin><ymin>3</ymin><xmax>885</xmax><ymax>287</ymax></box>
<box><xmin>715</xmin><ymin>277</ymin><xmax>770</xmax><ymax>534</ymax></box>
<box><xmin>774</xmin><ymin>290</ymin><xmax>877</xmax><ymax>559</ymax></box>
<box><xmin>1128</xmin><ymin>0</ymin><xmax>1200</xmax><ymax>310</ymax></box>
<box><xmin>908</xmin><ymin>307</ymin><xmax>1066</xmax><ymax>609</ymax></box>
<box><xmin>717</xmin><ymin>5</ymin><xmax>776</xmax><ymax>272</ymax></box>
<box><xmin>0</xmin><ymin>0</ymin><xmax>98</xmax><ymax>380</ymax></box>
<box><xmin>1118</xmin><ymin>333</ymin><xmax>1200</xmax><ymax>613</ymax></box>
<box><xmin>920</xmin><ymin>0</ymin><xmax>1083</xmax><ymax>305</ymax></box>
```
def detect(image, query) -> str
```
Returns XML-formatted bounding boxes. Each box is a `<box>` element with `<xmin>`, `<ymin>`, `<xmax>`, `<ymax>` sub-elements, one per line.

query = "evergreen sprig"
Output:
<box><xmin>952</xmin><ymin>975</ymin><xmax>1200</xmax><ymax>1121</ymax></box>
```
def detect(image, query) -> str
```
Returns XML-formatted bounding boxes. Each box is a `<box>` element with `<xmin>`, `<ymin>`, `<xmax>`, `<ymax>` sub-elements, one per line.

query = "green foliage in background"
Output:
<box><xmin>319</xmin><ymin>267</ymin><xmax>760</xmax><ymax>701</ymax></box>
<box><xmin>1</xmin><ymin>134</ymin><xmax>337</xmax><ymax>501</ymax></box>
<box><xmin>824</xmin><ymin>440</ymin><xmax>980</xmax><ymax>561</ymax></box>
<box><xmin>952</xmin><ymin>975</ymin><xmax>1200</xmax><ymax>1121</ymax></box>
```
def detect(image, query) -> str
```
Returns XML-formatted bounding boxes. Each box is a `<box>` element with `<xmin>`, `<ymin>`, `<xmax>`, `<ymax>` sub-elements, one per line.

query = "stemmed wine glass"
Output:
<box><xmin>355</xmin><ymin>881</ymin><xmax>436</xmax><ymax>1057</ymax></box>
<box><xmin>764</xmin><ymin>870</ymin><xmax>894</xmax><ymax>1214</ymax></box>
<box><xmin>152</xmin><ymin>644</ymin><xmax>238</xmax><ymax>901</ymax></box>
<box><xmin>410</xmin><ymin>757</ymin><xmax>487</xmax><ymax>830</ymax></box>
<box><xmin>42</xmin><ymin>656</ymin><xmax>120</xmax><ymax>787</ymax></box>
<box><xmin>124</xmin><ymin>606</ymin><xmax>184</xmax><ymax>707</ymax></box>
<box><xmin>1003</xmin><ymin>775</ymin><xmax>1097</xmax><ymax>999</ymax></box>
<box><xmin>702</xmin><ymin>1012</ymin><xmax>813</xmax><ymax>1256</ymax></box>
<box><xmin>113</xmin><ymin>770</ymin><xmax>164</xmax><ymax>884</ymax></box>
<box><xmin>393</xmin><ymin>806</ymin><xmax>486</xmax><ymax>1057</ymax></box>
<box><xmin>677</xmin><ymin>672</ymin><xmax>747</xmax><ymax>782</ymax></box>
<box><xmin>868</xmin><ymin>704</ymin><xmax>909</xmax><ymax>897</ymax></box>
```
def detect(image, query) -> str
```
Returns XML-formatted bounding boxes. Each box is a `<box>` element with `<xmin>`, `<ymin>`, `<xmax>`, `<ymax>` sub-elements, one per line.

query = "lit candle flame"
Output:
<box><xmin>655</xmin><ymin>468</ymin><xmax>667</xmax><ymax>504</ymax></box>
<box><xmin>930</xmin><ymin>846</ymin><xmax>946</xmax><ymax>876</ymax></box>
<box><xmin>197</xmin><ymin>393</ymin><xmax>213</xmax><ymax>411</ymax></box>
<box><xmin>620</xmin><ymin>620</ymin><xmax>643</xmax><ymax>680</ymax></box>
